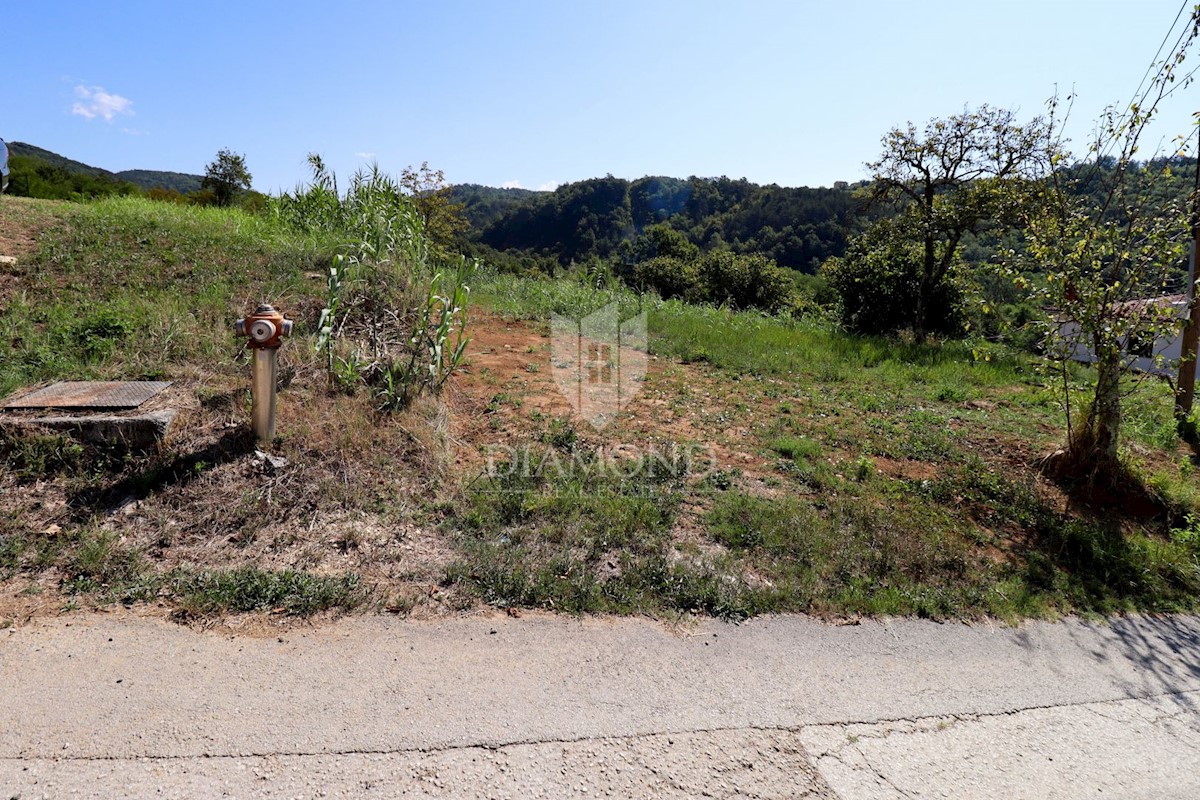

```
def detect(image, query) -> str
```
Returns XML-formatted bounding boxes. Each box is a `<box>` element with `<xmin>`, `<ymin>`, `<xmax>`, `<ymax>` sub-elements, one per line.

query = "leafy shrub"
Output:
<box><xmin>633</xmin><ymin>251</ymin><xmax>794</xmax><ymax>313</ymax></box>
<box><xmin>822</xmin><ymin>253</ymin><xmax>966</xmax><ymax>336</ymax></box>
<box><xmin>634</xmin><ymin>256</ymin><xmax>702</xmax><ymax>301</ymax></box>
<box><xmin>147</xmin><ymin>187</ymin><xmax>188</xmax><ymax>204</ymax></box>
<box><xmin>698</xmin><ymin>252</ymin><xmax>795</xmax><ymax>313</ymax></box>
<box><xmin>793</xmin><ymin>272</ymin><xmax>840</xmax><ymax>311</ymax></box>
<box><xmin>822</xmin><ymin>220</ymin><xmax>965</xmax><ymax>336</ymax></box>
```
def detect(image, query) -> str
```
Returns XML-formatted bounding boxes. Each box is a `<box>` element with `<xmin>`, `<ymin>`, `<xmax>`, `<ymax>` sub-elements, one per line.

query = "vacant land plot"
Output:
<box><xmin>1</xmin><ymin>196</ymin><xmax>1198</xmax><ymax>628</ymax></box>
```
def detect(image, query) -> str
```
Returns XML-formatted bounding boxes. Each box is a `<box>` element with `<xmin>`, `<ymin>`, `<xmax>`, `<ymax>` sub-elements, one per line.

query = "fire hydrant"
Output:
<box><xmin>235</xmin><ymin>304</ymin><xmax>293</xmax><ymax>445</ymax></box>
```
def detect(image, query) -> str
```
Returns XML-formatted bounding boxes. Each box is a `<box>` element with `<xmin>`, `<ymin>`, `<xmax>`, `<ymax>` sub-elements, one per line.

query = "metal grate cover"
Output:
<box><xmin>2</xmin><ymin>381</ymin><xmax>171</xmax><ymax>410</ymax></box>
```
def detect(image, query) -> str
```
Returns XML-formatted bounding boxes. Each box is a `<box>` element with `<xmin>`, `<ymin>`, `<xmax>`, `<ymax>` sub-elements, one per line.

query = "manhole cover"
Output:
<box><xmin>2</xmin><ymin>381</ymin><xmax>171</xmax><ymax>410</ymax></box>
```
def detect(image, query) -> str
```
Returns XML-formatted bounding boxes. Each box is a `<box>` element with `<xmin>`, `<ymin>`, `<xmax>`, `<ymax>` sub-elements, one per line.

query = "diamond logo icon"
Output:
<box><xmin>551</xmin><ymin>302</ymin><xmax>648</xmax><ymax>430</ymax></box>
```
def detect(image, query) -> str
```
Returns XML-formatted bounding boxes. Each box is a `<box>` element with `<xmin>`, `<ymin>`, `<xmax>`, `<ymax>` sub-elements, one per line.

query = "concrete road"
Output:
<box><xmin>2</xmin><ymin>612</ymin><xmax>1199</xmax><ymax>798</ymax></box>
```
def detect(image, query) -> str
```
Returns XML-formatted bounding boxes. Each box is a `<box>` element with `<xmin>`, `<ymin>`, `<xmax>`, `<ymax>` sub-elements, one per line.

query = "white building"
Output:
<box><xmin>1056</xmin><ymin>294</ymin><xmax>1197</xmax><ymax>379</ymax></box>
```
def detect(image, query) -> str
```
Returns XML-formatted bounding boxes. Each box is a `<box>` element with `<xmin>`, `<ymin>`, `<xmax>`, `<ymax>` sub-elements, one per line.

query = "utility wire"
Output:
<box><xmin>1093</xmin><ymin>1</ymin><xmax>1193</xmax><ymax>165</ymax></box>
<box><xmin>1080</xmin><ymin>1</ymin><xmax>1196</xmax><ymax>189</ymax></box>
<box><xmin>1125</xmin><ymin>0</ymin><xmax>1189</xmax><ymax>116</ymax></box>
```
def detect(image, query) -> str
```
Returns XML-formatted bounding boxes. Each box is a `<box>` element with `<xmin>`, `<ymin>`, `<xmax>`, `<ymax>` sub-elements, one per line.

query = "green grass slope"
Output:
<box><xmin>0</xmin><ymin>196</ymin><xmax>1197</xmax><ymax>623</ymax></box>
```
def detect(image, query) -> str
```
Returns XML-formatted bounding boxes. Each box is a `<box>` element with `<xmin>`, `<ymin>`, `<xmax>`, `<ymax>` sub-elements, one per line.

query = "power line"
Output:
<box><xmin>1125</xmin><ymin>0</ymin><xmax>1190</xmax><ymax>116</ymax></box>
<box><xmin>1083</xmin><ymin>1</ymin><xmax>1196</xmax><ymax>184</ymax></box>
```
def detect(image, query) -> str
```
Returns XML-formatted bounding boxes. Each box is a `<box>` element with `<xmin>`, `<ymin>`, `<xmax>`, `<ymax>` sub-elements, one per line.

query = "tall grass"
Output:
<box><xmin>272</xmin><ymin>158</ymin><xmax>475</xmax><ymax>409</ymax></box>
<box><xmin>475</xmin><ymin>269</ymin><xmax>1028</xmax><ymax>384</ymax></box>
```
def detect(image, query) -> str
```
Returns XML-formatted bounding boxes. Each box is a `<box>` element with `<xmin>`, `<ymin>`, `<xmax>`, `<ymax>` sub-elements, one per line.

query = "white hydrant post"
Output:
<box><xmin>235</xmin><ymin>304</ymin><xmax>293</xmax><ymax>446</ymax></box>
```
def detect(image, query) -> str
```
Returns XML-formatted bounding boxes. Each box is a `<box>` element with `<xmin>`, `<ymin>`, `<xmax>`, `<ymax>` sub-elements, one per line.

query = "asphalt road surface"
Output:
<box><xmin>2</xmin><ymin>612</ymin><xmax>1199</xmax><ymax>798</ymax></box>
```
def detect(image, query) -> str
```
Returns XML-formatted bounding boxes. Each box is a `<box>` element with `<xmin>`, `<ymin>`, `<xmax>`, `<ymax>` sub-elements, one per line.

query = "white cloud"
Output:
<box><xmin>71</xmin><ymin>85</ymin><xmax>134</xmax><ymax>122</ymax></box>
<box><xmin>537</xmin><ymin>180</ymin><xmax>561</xmax><ymax>192</ymax></box>
<box><xmin>501</xmin><ymin>179</ymin><xmax>524</xmax><ymax>189</ymax></box>
<box><xmin>355</xmin><ymin>151</ymin><xmax>376</xmax><ymax>160</ymax></box>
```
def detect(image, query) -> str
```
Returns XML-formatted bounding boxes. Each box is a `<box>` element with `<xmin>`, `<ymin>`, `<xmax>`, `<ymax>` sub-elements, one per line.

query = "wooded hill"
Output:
<box><xmin>450</xmin><ymin>176</ymin><xmax>876</xmax><ymax>274</ymax></box>
<box><xmin>5</xmin><ymin>142</ymin><xmax>203</xmax><ymax>196</ymax></box>
<box><xmin>451</xmin><ymin>158</ymin><xmax>1197</xmax><ymax>276</ymax></box>
<box><xmin>8</xmin><ymin>141</ymin><xmax>1194</xmax><ymax>281</ymax></box>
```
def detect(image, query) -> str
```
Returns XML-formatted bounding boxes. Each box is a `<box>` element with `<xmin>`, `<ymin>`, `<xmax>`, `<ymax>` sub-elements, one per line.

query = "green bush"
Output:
<box><xmin>821</xmin><ymin>227</ymin><xmax>965</xmax><ymax>336</ymax></box>
<box><xmin>698</xmin><ymin>251</ymin><xmax>794</xmax><ymax>313</ymax></box>
<box><xmin>634</xmin><ymin>256</ymin><xmax>702</xmax><ymax>301</ymax></box>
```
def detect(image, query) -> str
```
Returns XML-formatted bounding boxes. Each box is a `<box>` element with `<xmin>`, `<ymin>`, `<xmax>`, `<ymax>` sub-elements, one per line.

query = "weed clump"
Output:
<box><xmin>274</xmin><ymin>157</ymin><xmax>475</xmax><ymax>411</ymax></box>
<box><xmin>170</xmin><ymin>567</ymin><xmax>364</xmax><ymax>617</ymax></box>
<box><xmin>0</xmin><ymin>429</ymin><xmax>87</xmax><ymax>480</ymax></box>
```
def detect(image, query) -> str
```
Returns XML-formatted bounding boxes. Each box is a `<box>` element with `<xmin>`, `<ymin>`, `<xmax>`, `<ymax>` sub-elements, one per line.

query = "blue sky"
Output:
<box><xmin>4</xmin><ymin>1</ymin><xmax>1196</xmax><ymax>192</ymax></box>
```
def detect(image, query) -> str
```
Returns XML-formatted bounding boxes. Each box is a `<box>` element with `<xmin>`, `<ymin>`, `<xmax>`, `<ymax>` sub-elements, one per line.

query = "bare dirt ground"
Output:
<box><xmin>447</xmin><ymin>312</ymin><xmax>780</xmax><ymax>482</ymax></box>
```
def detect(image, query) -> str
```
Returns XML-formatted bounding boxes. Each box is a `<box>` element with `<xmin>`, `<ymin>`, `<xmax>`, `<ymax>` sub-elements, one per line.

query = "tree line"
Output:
<box><xmin>5</xmin><ymin>145</ymin><xmax>260</xmax><ymax>209</ymax></box>
<box><xmin>451</xmin><ymin>175</ymin><xmax>874</xmax><ymax>274</ymax></box>
<box><xmin>451</xmin><ymin>157</ymin><xmax>1193</xmax><ymax>312</ymax></box>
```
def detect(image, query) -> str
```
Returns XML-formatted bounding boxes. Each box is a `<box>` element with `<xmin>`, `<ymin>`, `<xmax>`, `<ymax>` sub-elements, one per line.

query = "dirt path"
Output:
<box><xmin>447</xmin><ymin>311</ymin><xmax>778</xmax><ymax>481</ymax></box>
<box><xmin>2</xmin><ymin>612</ymin><xmax>1199</xmax><ymax>797</ymax></box>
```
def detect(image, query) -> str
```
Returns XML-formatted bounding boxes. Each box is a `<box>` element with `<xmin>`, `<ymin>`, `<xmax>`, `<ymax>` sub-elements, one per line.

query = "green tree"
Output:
<box><xmin>399</xmin><ymin>162</ymin><xmax>468</xmax><ymax>259</ymax></box>
<box><xmin>201</xmin><ymin>148</ymin><xmax>252</xmax><ymax>207</ymax></box>
<box><xmin>629</xmin><ymin>222</ymin><xmax>700</xmax><ymax>263</ymax></box>
<box><xmin>1014</xmin><ymin>10</ymin><xmax>1199</xmax><ymax>478</ymax></box>
<box><xmin>822</xmin><ymin>217</ymin><xmax>965</xmax><ymax>335</ymax></box>
<box><xmin>866</xmin><ymin>105</ymin><xmax>1050</xmax><ymax>339</ymax></box>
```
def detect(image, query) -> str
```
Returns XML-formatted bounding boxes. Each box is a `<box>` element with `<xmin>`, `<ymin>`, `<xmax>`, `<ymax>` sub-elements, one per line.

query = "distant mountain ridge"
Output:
<box><xmin>113</xmin><ymin>169</ymin><xmax>203</xmax><ymax>194</ymax></box>
<box><xmin>7</xmin><ymin>142</ymin><xmax>112</xmax><ymax>178</ymax></box>
<box><xmin>448</xmin><ymin>183</ymin><xmax>545</xmax><ymax>231</ymax></box>
<box><xmin>7</xmin><ymin>142</ymin><xmax>204</xmax><ymax>193</ymax></box>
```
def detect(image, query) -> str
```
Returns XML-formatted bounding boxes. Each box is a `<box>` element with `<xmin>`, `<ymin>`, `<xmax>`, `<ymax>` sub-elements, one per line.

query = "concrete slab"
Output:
<box><xmin>0</xmin><ymin>408</ymin><xmax>177</xmax><ymax>451</ymax></box>
<box><xmin>1</xmin><ymin>729</ymin><xmax>838</xmax><ymax>800</ymax></box>
<box><xmin>2</xmin><ymin>613</ymin><xmax>1199</xmax><ymax>797</ymax></box>
<box><xmin>801</xmin><ymin>692</ymin><xmax>1200</xmax><ymax>799</ymax></box>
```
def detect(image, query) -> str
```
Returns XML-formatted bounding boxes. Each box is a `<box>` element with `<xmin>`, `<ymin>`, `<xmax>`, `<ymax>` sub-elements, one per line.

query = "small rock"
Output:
<box><xmin>254</xmin><ymin>450</ymin><xmax>289</xmax><ymax>473</ymax></box>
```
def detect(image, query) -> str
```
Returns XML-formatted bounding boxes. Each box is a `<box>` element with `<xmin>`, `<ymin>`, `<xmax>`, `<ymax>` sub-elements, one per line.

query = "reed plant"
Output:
<box><xmin>273</xmin><ymin>156</ymin><xmax>475</xmax><ymax>409</ymax></box>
